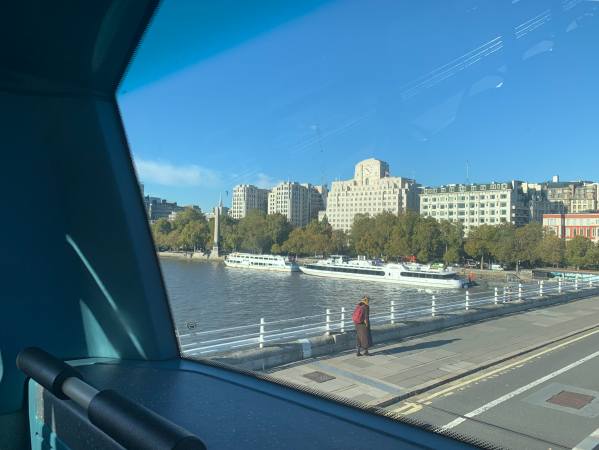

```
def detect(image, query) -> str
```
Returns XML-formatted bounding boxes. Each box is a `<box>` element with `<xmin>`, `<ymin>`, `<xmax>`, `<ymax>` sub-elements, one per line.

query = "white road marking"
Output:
<box><xmin>572</xmin><ymin>426</ymin><xmax>599</xmax><ymax>450</ymax></box>
<box><xmin>440</xmin><ymin>349</ymin><xmax>599</xmax><ymax>431</ymax></box>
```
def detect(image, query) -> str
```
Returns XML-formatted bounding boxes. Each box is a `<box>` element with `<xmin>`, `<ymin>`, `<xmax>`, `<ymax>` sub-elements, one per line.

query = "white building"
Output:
<box><xmin>324</xmin><ymin>158</ymin><xmax>420</xmax><ymax>231</ymax></box>
<box><xmin>230</xmin><ymin>184</ymin><xmax>269</xmax><ymax>219</ymax></box>
<box><xmin>420</xmin><ymin>181</ymin><xmax>529</xmax><ymax>233</ymax></box>
<box><xmin>268</xmin><ymin>182</ymin><xmax>326</xmax><ymax>227</ymax></box>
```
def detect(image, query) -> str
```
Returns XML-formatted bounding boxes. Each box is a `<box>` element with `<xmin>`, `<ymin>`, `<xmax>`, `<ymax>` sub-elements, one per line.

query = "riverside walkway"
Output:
<box><xmin>267</xmin><ymin>293</ymin><xmax>599</xmax><ymax>412</ymax></box>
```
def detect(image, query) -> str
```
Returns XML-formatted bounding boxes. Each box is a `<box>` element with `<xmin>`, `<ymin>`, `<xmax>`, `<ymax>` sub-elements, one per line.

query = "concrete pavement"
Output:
<box><xmin>266</xmin><ymin>295</ymin><xmax>599</xmax><ymax>448</ymax></box>
<box><xmin>267</xmin><ymin>294</ymin><xmax>599</xmax><ymax>408</ymax></box>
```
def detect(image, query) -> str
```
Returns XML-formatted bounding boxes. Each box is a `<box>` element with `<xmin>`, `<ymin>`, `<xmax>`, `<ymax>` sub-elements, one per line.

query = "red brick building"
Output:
<box><xmin>543</xmin><ymin>213</ymin><xmax>599</xmax><ymax>242</ymax></box>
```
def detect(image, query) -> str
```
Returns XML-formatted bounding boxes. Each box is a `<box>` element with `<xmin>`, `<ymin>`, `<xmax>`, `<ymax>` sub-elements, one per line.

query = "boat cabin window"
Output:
<box><xmin>401</xmin><ymin>272</ymin><xmax>459</xmax><ymax>280</ymax></box>
<box><xmin>307</xmin><ymin>264</ymin><xmax>385</xmax><ymax>276</ymax></box>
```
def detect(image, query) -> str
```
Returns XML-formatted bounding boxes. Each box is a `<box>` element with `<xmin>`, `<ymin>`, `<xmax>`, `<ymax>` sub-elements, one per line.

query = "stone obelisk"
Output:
<box><xmin>212</xmin><ymin>195</ymin><xmax>223</xmax><ymax>257</ymax></box>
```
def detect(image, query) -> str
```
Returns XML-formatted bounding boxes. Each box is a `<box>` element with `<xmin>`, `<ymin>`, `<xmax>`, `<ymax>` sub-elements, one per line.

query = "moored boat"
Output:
<box><xmin>224</xmin><ymin>252</ymin><xmax>300</xmax><ymax>272</ymax></box>
<box><xmin>299</xmin><ymin>255</ymin><xmax>465</xmax><ymax>288</ymax></box>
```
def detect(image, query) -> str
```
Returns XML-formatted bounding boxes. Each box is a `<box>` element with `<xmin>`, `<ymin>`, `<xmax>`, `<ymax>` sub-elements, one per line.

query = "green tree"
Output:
<box><xmin>265</xmin><ymin>213</ymin><xmax>293</xmax><ymax>251</ymax></box>
<box><xmin>491</xmin><ymin>223</ymin><xmax>517</xmax><ymax>266</ymax></box>
<box><xmin>210</xmin><ymin>215</ymin><xmax>240</xmax><ymax>252</ymax></box>
<box><xmin>439</xmin><ymin>220</ymin><xmax>464</xmax><ymax>264</ymax></box>
<box><xmin>443</xmin><ymin>247</ymin><xmax>461</xmax><ymax>265</ymax></box>
<box><xmin>153</xmin><ymin>218</ymin><xmax>172</xmax><ymax>234</ymax></box>
<box><xmin>412</xmin><ymin>217</ymin><xmax>443</xmax><ymax>263</ymax></box>
<box><xmin>303</xmin><ymin>220</ymin><xmax>331</xmax><ymax>255</ymax></box>
<box><xmin>166</xmin><ymin>228</ymin><xmax>182</xmax><ymax>250</ymax></box>
<box><xmin>536</xmin><ymin>233</ymin><xmax>564</xmax><ymax>267</ymax></box>
<box><xmin>386</xmin><ymin>211</ymin><xmax>419</xmax><ymax>259</ymax></box>
<box><xmin>236</xmin><ymin>210</ymin><xmax>272</xmax><ymax>253</ymax></box>
<box><xmin>281</xmin><ymin>219</ymin><xmax>344</xmax><ymax>256</ymax></box>
<box><xmin>350</xmin><ymin>214</ymin><xmax>376</xmax><ymax>256</ymax></box>
<box><xmin>514</xmin><ymin>222</ymin><xmax>543</xmax><ymax>267</ymax></box>
<box><xmin>350</xmin><ymin>212</ymin><xmax>402</xmax><ymax>259</ymax></box>
<box><xmin>464</xmin><ymin>224</ymin><xmax>497</xmax><ymax>269</ymax></box>
<box><xmin>150</xmin><ymin>218</ymin><xmax>172</xmax><ymax>249</ymax></box>
<box><xmin>179</xmin><ymin>221</ymin><xmax>210</xmax><ymax>251</ymax></box>
<box><xmin>221</xmin><ymin>222</ymin><xmax>242</xmax><ymax>252</ymax></box>
<box><xmin>172</xmin><ymin>207</ymin><xmax>206</xmax><ymax>230</ymax></box>
<box><xmin>587</xmin><ymin>243</ymin><xmax>599</xmax><ymax>268</ymax></box>
<box><xmin>330</xmin><ymin>229</ymin><xmax>350</xmax><ymax>255</ymax></box>
<box><xmin>565</xmin><ymin>236</ymin><xmax>593</xmax><ymax>269</ymax></box>
<box><xmin>370</xmin><ymin>213</ymin><xmax>399</xmax><ymax>259</ymax></box>
<box><xmin>281</xmin><ymin>227</ymin><xmax>307</xmax><ymax>255</ymax></box>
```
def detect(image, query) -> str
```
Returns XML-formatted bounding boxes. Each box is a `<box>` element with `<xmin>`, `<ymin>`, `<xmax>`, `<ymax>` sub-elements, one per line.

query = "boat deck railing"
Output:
<box><xmin>176</xmin><ymin>275</ymin><xmax>599</xmax><ymax>358</ymax></box>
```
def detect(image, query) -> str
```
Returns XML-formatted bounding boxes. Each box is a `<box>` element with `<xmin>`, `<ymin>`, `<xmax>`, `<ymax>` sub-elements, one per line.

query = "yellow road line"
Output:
<box><xmin>393</xmin><ymin>326</ymin><xmax>599</xmax><ymax>413</ymax></box>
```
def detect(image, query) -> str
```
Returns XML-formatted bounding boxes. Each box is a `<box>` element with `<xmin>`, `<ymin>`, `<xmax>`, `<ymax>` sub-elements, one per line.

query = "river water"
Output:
<box><xmin>160</xmin><ymin>258</ymin><xmax>504</xmax><ymax>334</ymax></box>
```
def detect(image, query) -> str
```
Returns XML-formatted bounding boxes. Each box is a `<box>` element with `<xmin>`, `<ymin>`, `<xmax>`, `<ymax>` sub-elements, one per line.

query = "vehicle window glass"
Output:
<box><xmin>120</xmin><ymin>1</ymin><xmax>599</xmax><ymax>448</ymax></box>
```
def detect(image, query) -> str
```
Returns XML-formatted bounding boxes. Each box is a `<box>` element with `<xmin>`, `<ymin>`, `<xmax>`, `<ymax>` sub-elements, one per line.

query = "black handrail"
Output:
<box><xmin>17</xmin><ymin>347</ymin><xmax>207</xmax><ymax>450</ymax></box>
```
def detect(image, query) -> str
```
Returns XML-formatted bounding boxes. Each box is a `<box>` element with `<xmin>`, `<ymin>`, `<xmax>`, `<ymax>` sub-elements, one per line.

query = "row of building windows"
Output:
<box><xmin>423</xmin><ymin>214</ymin><xmax>507</xmax><ymax>223</ymax></box>
<box><xmin>425</xmin><ymin>210</ymin><xmax>508</xmax><ymax>216</ymax></box>
<box><xmin>422</xmin><ymin>202</ymin><xmax>508</xmax><ymax>209</ymax></box>
<box><xmin>565</xmin><ymin>219</ymin><xmax>599</xmax><ymax>225</ymax></box>
<box><xmin>422</xmin><ymin>193</ymin><xmax>508</xmax><ymax>202</ymax></box>
<box><xmin>566</xmin><ymin>227</ymin><xmax>599</xmax><ymax>238</ymax></box>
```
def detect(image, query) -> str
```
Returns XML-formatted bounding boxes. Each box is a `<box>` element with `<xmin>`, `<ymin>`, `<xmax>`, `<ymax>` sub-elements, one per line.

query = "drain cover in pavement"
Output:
<box><xmin>302</xmin><ymin>371</ymin><xmax>336</xmax><ymax>383</ymax></box>
<box><xmin>547</xmin><ymin>391</ymin><xmax>594</xmax><ymax>410</ymax></box>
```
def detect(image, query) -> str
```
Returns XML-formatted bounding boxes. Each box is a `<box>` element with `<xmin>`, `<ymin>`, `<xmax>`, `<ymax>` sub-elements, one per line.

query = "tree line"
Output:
<box><xmin>151</xmin><ymin>208</ymin><xmax>599</xmax><ymax>269</ymax></box>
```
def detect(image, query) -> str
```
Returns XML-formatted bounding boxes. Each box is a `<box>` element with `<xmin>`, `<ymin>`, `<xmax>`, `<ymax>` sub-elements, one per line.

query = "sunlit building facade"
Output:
<box><xmin>324</xmin><ymin>159</ymin><xmax>420</xmax><ymax>231</ymax></box>
<box><xmin>231</xmin><ymin>184</ymin><xmax>269</xmax><ymax>219</ymax></box>
<box><xmin>543</xmin><ymin>213</ymin><xmax>599</xmax><ymax>242</ymax></box>
<box><xmin>543</xmin><ymin>178</ymin><xmax>599</xmax><ymax>213</ymax></box>
<box><xmin>420</xmin><ymin>181</ymin><xmax>530</xmax><ymax>234</ymax></box>
<box><xmin>268</xmin><ymin>182</ymin><xmax>327</xmax><ymax>227</ymax></box>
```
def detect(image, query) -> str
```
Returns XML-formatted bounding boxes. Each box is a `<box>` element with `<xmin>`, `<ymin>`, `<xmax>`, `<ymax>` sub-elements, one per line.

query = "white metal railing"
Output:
<box><xmin>177</xmin><ymin>274</ymin><xmax>599</xmax><ymax>357</ymax></box>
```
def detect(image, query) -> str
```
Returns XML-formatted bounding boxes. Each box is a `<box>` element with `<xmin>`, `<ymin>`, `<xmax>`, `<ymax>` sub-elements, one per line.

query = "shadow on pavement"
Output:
<box><xmin>377</xmin><ymin>338</ymin><xmax>461</xmax><ymax>355</ymax></box>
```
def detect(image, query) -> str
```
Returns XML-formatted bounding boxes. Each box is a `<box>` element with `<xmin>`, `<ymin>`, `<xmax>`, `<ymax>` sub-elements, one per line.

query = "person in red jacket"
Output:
<box><xmin>353</xmin><ymin>296</ymin><xmax>372</xmax><ymax>356</ymax></box>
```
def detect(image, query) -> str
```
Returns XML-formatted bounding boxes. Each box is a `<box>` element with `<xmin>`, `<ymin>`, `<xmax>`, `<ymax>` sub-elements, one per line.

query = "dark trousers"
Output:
<box><xmin>355</xmin><ymin>323</ymin><xmax>372</xmax><ymax>349</ymax></box>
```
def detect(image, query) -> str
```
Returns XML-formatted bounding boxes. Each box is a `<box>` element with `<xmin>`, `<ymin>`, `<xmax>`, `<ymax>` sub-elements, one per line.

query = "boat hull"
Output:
<box><xmin>299</xmin><ymin>265</ymin><xmax>464</xmax><ymax>288</ymax></box>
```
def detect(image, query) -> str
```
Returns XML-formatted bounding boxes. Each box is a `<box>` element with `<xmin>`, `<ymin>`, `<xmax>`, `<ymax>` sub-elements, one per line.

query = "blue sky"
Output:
<box><xmin>118</xmin><ymin>0</ymin><xmax>599</xmax><ymax>210</ymax></box>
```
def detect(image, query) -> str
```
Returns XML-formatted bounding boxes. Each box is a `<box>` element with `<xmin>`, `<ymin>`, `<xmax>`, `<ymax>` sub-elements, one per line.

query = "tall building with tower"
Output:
<box><xmin>324</xmin><ymin>158</ymin><xmax>420</xmax><ymax>231</ymax></box>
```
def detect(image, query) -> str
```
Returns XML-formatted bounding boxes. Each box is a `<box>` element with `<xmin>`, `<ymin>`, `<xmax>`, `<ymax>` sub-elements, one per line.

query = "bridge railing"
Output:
<box><xmin>177</xmin><ymin>275</ymin><xmax>599</xmax><ymax>357</ymax></box>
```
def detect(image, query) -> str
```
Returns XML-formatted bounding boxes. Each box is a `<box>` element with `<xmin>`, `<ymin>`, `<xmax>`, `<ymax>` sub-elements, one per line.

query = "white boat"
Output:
<box><xmin>299</xmin><ymin>255</ymin><xmax>465</xmax><ymax>288</ymax></box>
<box><xmin>224</xmin><ymin>252</ymin><xmax>299</xmax><ymax>272</ymax></box>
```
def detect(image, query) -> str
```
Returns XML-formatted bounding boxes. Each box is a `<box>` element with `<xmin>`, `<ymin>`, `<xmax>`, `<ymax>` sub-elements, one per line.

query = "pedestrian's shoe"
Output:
<box><xmin>356</xmin><ymin>351</ymin><xmax>362</xmax><ymax>357</ymax></box>
<box><xmin>364</xmin><ymin>351</ymin><xmax>370</xmax><ymax>356</ymax></box>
